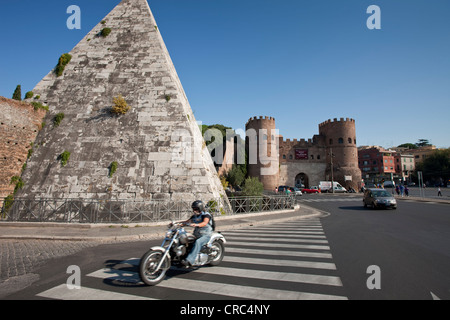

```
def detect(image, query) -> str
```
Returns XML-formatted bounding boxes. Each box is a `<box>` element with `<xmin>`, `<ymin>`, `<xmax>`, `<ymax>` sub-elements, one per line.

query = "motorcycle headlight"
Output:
<box><xmin>165</xmin><ymin>230</ymin><xmax>173</xmax><ymax>238</ymax></box>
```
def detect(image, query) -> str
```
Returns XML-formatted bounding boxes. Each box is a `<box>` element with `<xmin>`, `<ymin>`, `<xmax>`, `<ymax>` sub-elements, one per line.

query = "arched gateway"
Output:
<box><xmin>295</xmin><ymin>173</ymin><xmax>309</xmax><ymax>188</ymax></box>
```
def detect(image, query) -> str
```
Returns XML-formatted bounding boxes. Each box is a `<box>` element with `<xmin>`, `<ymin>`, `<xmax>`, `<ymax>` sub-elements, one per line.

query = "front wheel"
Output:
<box><xmin>209</xmin><ymin>240</ymin><xmax>225</xmax><ymax>266</ymax></box>
<box><xmin>139</xmin><ymin>249</ymin><xmax>170</xmax><ymax>286</ymax></box>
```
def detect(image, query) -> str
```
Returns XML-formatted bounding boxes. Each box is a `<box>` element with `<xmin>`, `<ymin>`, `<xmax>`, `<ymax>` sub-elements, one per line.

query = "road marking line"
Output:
<box><xmin>36</xmin><ymin>284</ymin><xmax>153</xmax><ymax>300</ymax></box>
<box><xmin>224</xmin><ymin>256</ymin><xmax>337</xmax><ymax>270</ymax></box>
<box><xmin>224</xmin><ymin>236</ymin><xmax>329</xmax><ymax>244</ymax></box>
<box><xmin>226</xmin><ymin>240</ymin><xmax>330</xmax><ymax>250</ymax></box>
<box><xmin>225</xmin><ymin>247</ymin><xmax>333</xmax><ymax>259</ymax></box>
<box><xmin>155</xmin><ymin>277</ymin><xmax>347</xmax><ymax>300</ymax></box>
<box><xmin>189</xmin><ymin>266</ymin><xmax>343</xmax><ymax>287</ymax></box>
<box><xmin>225</xmin><ymin>230</ymin><xmax>326</xmax><ymax>235</ymax></box>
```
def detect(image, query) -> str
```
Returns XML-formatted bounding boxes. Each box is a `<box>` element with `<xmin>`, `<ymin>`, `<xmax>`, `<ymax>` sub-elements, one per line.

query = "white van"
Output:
<box><xmin>319</xmin><ymin>181</ymin><xmax>347</xmax><ymax>193</ymax></box>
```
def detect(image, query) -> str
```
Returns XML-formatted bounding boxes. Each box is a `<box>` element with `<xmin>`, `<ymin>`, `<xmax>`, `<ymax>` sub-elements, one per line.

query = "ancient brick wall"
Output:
<box><xmin>0</xmin><ymin>97</ymin><xmax>46</xmax><ymax>206</ymax></box>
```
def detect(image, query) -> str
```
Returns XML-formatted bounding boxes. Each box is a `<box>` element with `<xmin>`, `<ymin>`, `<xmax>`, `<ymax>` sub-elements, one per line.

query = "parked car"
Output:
<box><xmin>289</xmin><ymin>187</ymin><xmax>303</xmax><ymax>196</ymax></box>
<box><xmin>363</xmin><ymin>188</ymin><xmax>397</xmax><ymax>210</ymax></box>
<box><xmin>302</xmin><ymin>187</ymin><xmax>321</xmax><ymax>194</ymax></box>
<box><xmin>278</xmin><ymin>185</ymin><xmax>290</xmax><ymax>193</ymax></box>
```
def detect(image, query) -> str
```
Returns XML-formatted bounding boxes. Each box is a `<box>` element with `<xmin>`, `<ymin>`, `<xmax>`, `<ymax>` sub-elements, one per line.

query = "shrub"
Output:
<box><xmin>2</xmin><ymin>194</ymin><xmax>15</xmax><ymax>215</ymax></box>
<box><xmin>59</xmin><ymin>151</ymin><xmax>71</xmax><ymax>167</ymax></box>
<box><xmin>54</xmin><ymin>113</ymin><xmax>65</xmax><ymax>127</ymax></box>
<box><xmin>100</xmin><ymin>28</ymin><xmax>112</xmax><ymax>37</ymax></box>
<box><xmin>25</xmin><ymin>91</ymin><xmax>33</xmax><ymax>99</ymax></box>
<box><xmin>242</xmin><ymin>177</ymin><xmax>264</xmax><ymax>197</ymax></box>
<box><xmin>31</xmin><ymin>102</ymin><xmax>49</xmax><ymax>111</ymax></box>
<box><xmin>111</xmin><ymin>95</ymin><xmax>130</xmax><ymax>115</ymax></box>
<box><xmin>55</xmin><ymin>53</ymin><xmax>72</xmax><ymax>77</ymax></box>
<box><xmin>109</xmin><ymin>161</ymin><xmax>118</xmax><ymax>178</ymax></box>
<box><xmin>10</xmin><ymin>176</ymin><xmax>25</xmax><ymax>194</ymax></box>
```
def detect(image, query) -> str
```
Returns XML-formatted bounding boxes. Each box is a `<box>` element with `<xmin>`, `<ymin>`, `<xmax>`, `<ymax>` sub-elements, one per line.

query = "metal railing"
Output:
<box><xmin>1</xmin><ymin>195</ymin><xmax>296</xmax><ymax>224</ymax></box>
<box><xmin>228</xmin><ymin>195</ymin><xmax>296</xmax><ymax>214</ymax></box>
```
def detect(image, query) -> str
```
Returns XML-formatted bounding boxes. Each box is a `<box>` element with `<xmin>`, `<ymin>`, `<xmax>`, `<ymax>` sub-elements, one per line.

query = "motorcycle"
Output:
<box><xmin>139</xmin><ymin>221</ymin><xmax>226</xmax><ymax>286</ymax></box>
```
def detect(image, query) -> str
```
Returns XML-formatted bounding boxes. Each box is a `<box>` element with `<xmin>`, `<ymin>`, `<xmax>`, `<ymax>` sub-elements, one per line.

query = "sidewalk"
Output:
<box><xmin>0</xmin><ymin>205</ymin><xmax>321</xmax><ymax>242</ymax></box>
<box><xmin>394</xmin><ymin>195</ymin><xmax>450</xmax><ymax>205</ymax></box>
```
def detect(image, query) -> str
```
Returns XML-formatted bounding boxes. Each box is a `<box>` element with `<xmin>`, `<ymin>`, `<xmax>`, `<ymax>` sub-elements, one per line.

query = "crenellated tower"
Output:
<box><xmin>318</xmin><ymin>118</ymin><xmax>361</xmax><ymax>190</ymax></box>
<box><xmin>245</xmin><ymin>116</ymin><xmax>279</xmax><ymax>191</ymax></box>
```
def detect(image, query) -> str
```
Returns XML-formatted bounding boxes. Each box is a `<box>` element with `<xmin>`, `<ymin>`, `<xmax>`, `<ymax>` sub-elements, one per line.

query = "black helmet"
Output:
<box><xmin>191</xmin><ymin>200</ymin><xmax>205</xmax><ymax>213</ymax></box>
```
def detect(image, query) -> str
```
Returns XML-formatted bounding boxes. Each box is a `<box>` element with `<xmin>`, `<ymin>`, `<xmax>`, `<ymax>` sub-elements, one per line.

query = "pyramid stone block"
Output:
<box><xmin>18</xmin><ymin>0</ymin><xmax>227</xmax><ymax>203</ymax></box>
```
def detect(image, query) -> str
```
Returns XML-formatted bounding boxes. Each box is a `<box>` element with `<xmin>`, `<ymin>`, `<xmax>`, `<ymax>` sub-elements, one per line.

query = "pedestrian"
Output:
<box><xmin>437</xmin><ymin>187</ymin><xmax>442</xmax><ymax>197</ymax></box>
<box><xmin>404</xmin><ymin>186</ymin><xmax>409</xmax><ymax>197</ymax></box>
<box><xmin>400</xmin><ymin>184</ymin><xmax>404</xmax><ymax>197</ymax></box>
<box><xmin>395</xmin><ymin>185</ymin><xmax>400</xmax><ymax>196</ymax></box>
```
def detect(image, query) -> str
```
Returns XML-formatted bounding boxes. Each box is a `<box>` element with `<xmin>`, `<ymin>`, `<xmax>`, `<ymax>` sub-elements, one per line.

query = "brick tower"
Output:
<box><xmin>16</xmin><ymin>0</ymin><xmax>227</xmax><ymax>203</ymax></box>
<box><xmin>245</xmin><ymin>116</ymin><xmax>279</xmax><ymax>191</ymax></box>
<box><xmin>318</xmin><ymin>118</ymin><xmax>361</xmax><ymax>191</ymax></box>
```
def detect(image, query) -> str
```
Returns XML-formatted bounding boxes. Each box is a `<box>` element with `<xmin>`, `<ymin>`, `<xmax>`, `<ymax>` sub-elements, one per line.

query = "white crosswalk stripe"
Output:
<box><xmin>37</xmin><ymin>283</ymin><xmax>153</xmax><ymax>300</ymax></box>
<box><xmin>35</xmin><ymin>218</ymin><xmax>348</xmax><ymax>300</ymax></box>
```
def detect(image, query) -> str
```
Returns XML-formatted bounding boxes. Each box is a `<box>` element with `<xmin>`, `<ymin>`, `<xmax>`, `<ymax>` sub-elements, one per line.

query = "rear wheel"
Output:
<box><xmin>139</xmin><ymin>249</ymin><xmax>170</xmax><ymax>286</ymax></box>
<box><xmin>209</xmin><ymin>240</ymin><xmax>225</xmax><ymax>266</ymax></box>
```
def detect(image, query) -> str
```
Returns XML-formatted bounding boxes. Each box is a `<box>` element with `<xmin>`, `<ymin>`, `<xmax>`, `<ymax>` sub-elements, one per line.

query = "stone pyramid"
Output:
<box><xmin>19</xmin><ymin>0</ymin><xmax>227</xmax><ymax>204</ymax></box>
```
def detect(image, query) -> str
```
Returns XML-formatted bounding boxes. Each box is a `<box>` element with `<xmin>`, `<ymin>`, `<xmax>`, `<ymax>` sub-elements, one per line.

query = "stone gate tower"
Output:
<box><xmin>318</xmin><ymin>118</ymin><xmax>361</xmax><ymax>191</ymax></box>
<box><xmin>16</xmin><ymin>0</ymin><xmax>227</xmax><ymax>203</ymax></box>
<box><xmin>245</xmin><ymin>116</ymin><xmax>279</xmax><ymax>191</ymax></box>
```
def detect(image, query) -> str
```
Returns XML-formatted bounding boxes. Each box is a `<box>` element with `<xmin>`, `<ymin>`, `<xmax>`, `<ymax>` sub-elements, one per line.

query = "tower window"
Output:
<box><xmin>329</xmin><ymin>139</ymin><xmax>333</xmax><ymax>145</ymax></box>
<box><xmin>338</xmin><ymin>138</ymin><xmax>344</xmax><ymax>144</ymax></box>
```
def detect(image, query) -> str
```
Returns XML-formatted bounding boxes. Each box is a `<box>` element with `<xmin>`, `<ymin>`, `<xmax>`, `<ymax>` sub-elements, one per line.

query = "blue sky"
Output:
<box><xmin>1</xmin><ymin>0</ymin><xmax>449</xmax><ymax>148</ymax></box>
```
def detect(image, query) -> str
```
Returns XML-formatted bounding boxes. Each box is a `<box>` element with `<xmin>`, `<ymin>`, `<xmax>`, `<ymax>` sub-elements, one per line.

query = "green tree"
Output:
<box><xmin>226</xmin><ymin>165</ymin><xmax>245</xmax><ymax>188</ymax></box>
<box><xmin>12</xmin><ymin>85</ymin><xmax>22</xmax><ymax>101</ymax></box>
<box><xmin>242</xmin><ymin>176</ymin><xmax>264</xmax><ymax>197</ymax></box>
<box><xmin>416</xmin><ymin>139</ymin><xmax>431</xmax><ymax>147</ymax></box>
<box><xmin>397</xmin><ymin>143</ymin><xmax>417</xmax><ymax>150</ymax></box>
<box><xmin>418</xmin><ymin>148</ymin><xmax>450</xmax><ymax>184</ymax></box>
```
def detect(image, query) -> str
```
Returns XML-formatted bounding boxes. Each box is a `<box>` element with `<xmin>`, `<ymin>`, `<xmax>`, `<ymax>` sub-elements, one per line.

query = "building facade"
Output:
<box><xmin>245</xmin><ymin>116</ymin><xmax>362</xmax><ymax>191</ymax></box>
<box><xmin>358</xmin><ymin>146</ymin><xmax>396</xmax><ymax>183</ymax></box>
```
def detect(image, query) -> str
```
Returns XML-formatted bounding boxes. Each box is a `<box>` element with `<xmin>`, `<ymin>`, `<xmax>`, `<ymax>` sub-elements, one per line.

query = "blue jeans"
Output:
<box><xmin>186</xmin><ymin>234</ymin><xmax>210</xmax><ymax>265</ymax></box>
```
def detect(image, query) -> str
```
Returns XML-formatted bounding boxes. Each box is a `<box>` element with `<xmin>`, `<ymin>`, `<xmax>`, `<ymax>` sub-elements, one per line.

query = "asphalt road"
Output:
<box><xmin>3</xmin><ymin>216</ymin><xmax>348</xmax><ymax>302</ymax></box>
<box><xmin>2</xmin><ymin>195</ymin><xmax>449</xmax><ymax>301</ymax></box>
<box><xmin>300</xmin><ymin>195</ymin><xmax>450</xmax><ymax>299</ymax></box>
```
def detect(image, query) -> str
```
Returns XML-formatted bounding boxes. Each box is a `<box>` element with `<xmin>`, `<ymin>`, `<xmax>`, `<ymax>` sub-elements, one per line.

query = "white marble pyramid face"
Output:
<box><xmin>20</xmin><ymin>0</ymin><xmax>226</xmax><ymax>203</ymax></box>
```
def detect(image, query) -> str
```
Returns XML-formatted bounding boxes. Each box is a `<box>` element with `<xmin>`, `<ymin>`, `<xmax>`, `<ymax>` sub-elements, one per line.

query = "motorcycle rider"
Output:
<box><xmin>181</xmin><ymin>200</ymin><xmax>213</xmax><ymax>267</ymax></box>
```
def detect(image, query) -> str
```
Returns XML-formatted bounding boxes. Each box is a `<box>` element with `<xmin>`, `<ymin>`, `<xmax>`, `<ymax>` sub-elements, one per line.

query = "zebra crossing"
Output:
<box><xmin>36</xmin><ymin>218</ymin><xmax>348</xmax><ymax>300</ymax></box>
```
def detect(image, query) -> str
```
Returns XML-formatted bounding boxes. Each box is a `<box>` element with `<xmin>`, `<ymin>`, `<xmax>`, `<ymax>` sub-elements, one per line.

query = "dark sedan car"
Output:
<box><xmin>363</xmin><ymin>188</ymin><xmax>397</xmax><ymax>210</ymax></box>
